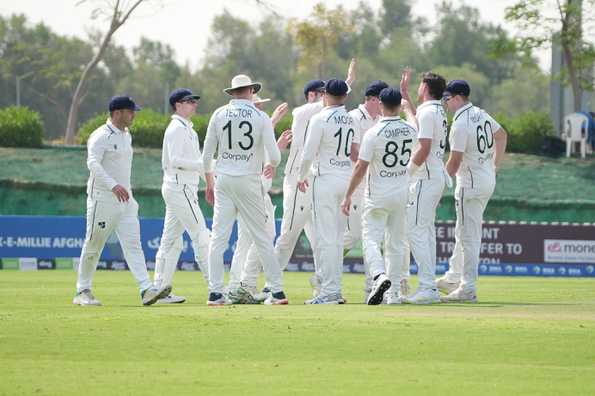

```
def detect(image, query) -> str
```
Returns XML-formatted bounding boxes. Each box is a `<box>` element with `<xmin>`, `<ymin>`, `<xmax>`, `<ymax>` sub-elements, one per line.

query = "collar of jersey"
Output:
<box><xmin>358</xmin><ymin>104</ymin><xmax>375</xmax><ymax>120</ymax></box>
<box><xmin>417</xmin><ymin>100</ymin><xmax>443</xmax><ymax>111</ymax></box>
<box><xmin>454</xmin><ymin>102</ymin><xmax>473</xmax><ymax>120</ymax></box>
<box><xmin>171</xmin><ymin>114</ymin><xmax>192</xmax><ymax>128</ymax></box>
<box><xmin>106</xmin><ymin>119</ymin><xmax>125</xmax><ymax>134</ymax></box>
<box><xmin>324</xmin><ymin>104</ymin><xmax>345</xmax><ymax>110</ymax></box>
<box><xmin>379</xmin><ymin>116</ymin><xmax>401</xmax><ymax>122</ymax></box>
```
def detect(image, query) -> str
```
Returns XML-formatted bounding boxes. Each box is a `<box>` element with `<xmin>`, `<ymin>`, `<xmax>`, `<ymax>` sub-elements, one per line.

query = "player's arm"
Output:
<box><xmin>297</xmin><ymin>117</ymin><xmax>323</xmax><ymax>191</ymax></box>
<box><xmin>445</xmin><ymin>122</ymin><xmax>466</xmax><ymax>177</ymax></box>
<box><xmin>87</xmin><ymin>132</ymin><xmax>128</xmax><ymax>202</ymax></box>
<box><xmin>202</xmin><ymin>113</ymin><xmax>219</xmax><ymax>205</ymax></box>
<box><xmin>400</xmin><ymin>68</ymin><xmax>416</xmax><ymax>116</ymax></box>
<box><xmin>346</xmin><ymin>58</ymin><xmax>357</xmax><ymax>87</ymax></box>
<box><xmin>168</xmin><ymin>128</ymin><xmax>203</xmax><ymax>172</ymax></box>
<box><xmin>493</xmin><ymin>127</ymin><xmax>508</xmax><ymax>173</ymax></box>
<box><xmin>271</xmin><ymin>102</ymin><xmax>288</xmax><ymax>128</ymax></box>
<box><xmin>408</xmin><ymin>111</ymin><xmax>433</xmax><ymax>173</ymax></box>
<box><xmin>350</xmin><ymin>143</ymin><xmax>359</xmax><ymax>163</ymax></box>
<box><xmin>341</xmin><ymin>159</ymin><xmax>369</xmax><ymax>216</ymax></box>
<box><xmin>263</xmin><ymin>116</ymin><xmax>281</xmax><ymax>167</ymax></box>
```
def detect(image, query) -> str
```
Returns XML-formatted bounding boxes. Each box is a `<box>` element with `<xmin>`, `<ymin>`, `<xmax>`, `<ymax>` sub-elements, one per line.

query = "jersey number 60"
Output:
<box><xmin>476</xmin><ymin>120</ymin><xmax>493</xmax><ymax>153</ymax></box>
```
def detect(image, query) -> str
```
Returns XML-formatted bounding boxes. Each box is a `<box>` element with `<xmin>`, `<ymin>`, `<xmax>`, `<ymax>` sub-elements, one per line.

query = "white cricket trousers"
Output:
<box><xmin>208</xmin><ymin>174</ymin><xmax>283</xmax><ymax>294</ymax></box>
<box><xmin>274</xmin><ymin>174</ymin><xmax>316</xmax><ymax>270</ymax></box>
<box><xmin>406</xmin><ymin>176</ymin><xmax>446</xmax><ymax>289</ymax></box>
<box><xmin>228</xmin><ymin>194</ymin><xmax>276</xmax><ymax>290</ymax></box>
<box><xmin>77</xmin><ymin>191</ymin><xmax>152</xmax><ymax>293</ymax></box>
<box><xmin>154</xmin><ymin>183</ymin><xmax>210</xmax><ymax>289</ymax></box>
<box><xmin>311</xmin><ymin>174</ymin><xmax>349</xmax><ymax>297</ymax></box>
<box><xmin>362</xmin><ymin>189</ymin><xmax>409</xmax><ymax>288</ymax></box>
<box><xmin>444</xmin><ymin>184</ymin><xmax>494</xmax><ymax>291</ymax></box>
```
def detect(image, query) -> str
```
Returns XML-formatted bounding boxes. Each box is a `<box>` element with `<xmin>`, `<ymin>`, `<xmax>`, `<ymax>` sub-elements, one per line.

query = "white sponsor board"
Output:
<box><xmin>544</xmin><ymin>240</ymin><xmax>595</xmax><ymax>263</ymax></box>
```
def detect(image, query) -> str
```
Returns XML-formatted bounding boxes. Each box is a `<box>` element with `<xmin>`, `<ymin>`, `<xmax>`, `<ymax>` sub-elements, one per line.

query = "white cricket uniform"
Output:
<box><xmin>154</xmin><ymin>115</ymin><xmax>210</xmax><ymax>289</ymax></box>
<box><xmin>299</xmin><ymin>105</ymin><xmax>358</xmax><ymax>297</ymax></box>
<box><xmin>77</xmin><ymin>120</ymin><xmax>152</xmax><ymax>293</ymax></box>
<box><xmin>346</xmin><ymin>104</ymin><xmax>379</xmax><ymax>291</ymax></box>
<box><xmin>358</xmin><ymin>117</ymin><xmax>417</xmax><ymax>291</ymax></box>
<box><xmin>274</xmin><ymin>101</ymin><xmax>323</xmax><ymax>271</ymax></box>
<box><xmin>443</xmin><ymin>103</ymin><xmax>501</xmax><ymax>291</ymax></box>
<box><xmin>203</xmin><ymin>99</ymin><xmax>283</xmax><ymax>294</ymax></box>
<box><xmin>406</xmin><ymin>100</ymin><xmax>448</xmax><ymax>289</ymax></box>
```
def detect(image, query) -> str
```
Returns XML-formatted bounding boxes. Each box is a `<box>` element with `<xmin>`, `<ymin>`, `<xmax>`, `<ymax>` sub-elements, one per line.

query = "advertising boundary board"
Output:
<box><xmin>1</xmin><ymin>216</ymin><xmax>594</xmax><ymax>277</ymax></box>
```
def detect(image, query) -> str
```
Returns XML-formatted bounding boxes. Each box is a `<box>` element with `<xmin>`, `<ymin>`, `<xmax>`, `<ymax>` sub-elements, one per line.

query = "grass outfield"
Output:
<box><xmin>1</xmin><ymin>271</ymin><xmax>594</xmax><ymax>395</ymax></box>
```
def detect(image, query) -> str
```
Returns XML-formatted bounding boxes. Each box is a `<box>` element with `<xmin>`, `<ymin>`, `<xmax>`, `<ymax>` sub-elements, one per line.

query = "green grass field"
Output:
<box><xmin>1</xmin><ymin>271</ymin><xmax>594</xmax><ymax>395</ymax></box>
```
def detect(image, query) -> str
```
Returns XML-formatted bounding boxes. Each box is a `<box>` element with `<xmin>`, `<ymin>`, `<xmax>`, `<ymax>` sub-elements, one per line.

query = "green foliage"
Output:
<box><xmin>0</xmin><ymin>106</ymin><xmax>43</xmax><ymax>147</ymax></box>
<box><xmin>505</xmin><ymin>112</ymin><xmax>555</xmax><ymax>154</ymax></box>
<box><xmin>77</xmin><ymin>113</ymin><xmax>106</xmax><ymax>144</ymax></box>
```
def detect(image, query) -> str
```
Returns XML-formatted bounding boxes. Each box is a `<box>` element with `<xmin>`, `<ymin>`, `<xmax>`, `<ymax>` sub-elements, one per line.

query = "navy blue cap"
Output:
<box><xmin>303</xmin><ymin>79</ymin><xmax>325</xmax><ymax>97</ymax></box>
<box><xmin>169</xmin><ymin>88</ymin><xmax>200</xmax><ymax>107</ymax></box>
<box><xmin>444</xmin><ymin>80</ymin><xmax>470</xmax><ymax>98</ymax></box>
<box><xmin>365</xmin><ymin>80</ymin><xmax>389</xmax><ymax>97</ymax></box>
<box><xmin>379</xmin><ymin>87</ymin><xmax>402</xmax><ymax>107</ymax></box>
<box><xmin>325</xmin><ymin>79</ymin><xmax>349</xmax><ymax>97</ymax></box>
<box><xmin>108</xmin><ymin>96</ymin><xmax>141</xmax><ymax>112</ymax></box>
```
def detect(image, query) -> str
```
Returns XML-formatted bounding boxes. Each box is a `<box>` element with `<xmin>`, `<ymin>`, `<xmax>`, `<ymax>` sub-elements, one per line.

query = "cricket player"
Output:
<box><xmin>203</xmin><ymin>74</ymin><xmax>287</xmax><ymax>306</ymax></box>
<box><xmin>153</xmin><ymin>88</ymin><xmax>211</xmax><ymax>304</ymax></box>
<box><xmin>438</xmin><ymin>80</ymin><xmax>508</xmax><ymax>302</ymax></box>
<box><xmin>275</xmin><ymin>59</ymin><xmax>356</xmax><ymax>297</ymax></box>
<box><xmin>341</xmin><ymin>87</ymin><xmax>418</xmax><ymax>305</ymax></box>
<box><xmin>399</xmin><ymin>71</ymin><xmax>449</xmax><ymax>304</ymax></box>
<box><xmin>346</xmin><ymin>80</ymin><xmax>388</xmax><ymax>302</ymax></box>
<box><xmin>297</xmin><ymin>79</ymin><xmax>359</xmax><ymax>304</ymax></box>
<box><xmin>74</xmin><ymin>96</ymin><xmax>170</xmax><ymax>306</ymax></box>
<box><xmin>227</xmin><ymin>96</ymin><xmax>291</xmax><ymax>303</ymax></box>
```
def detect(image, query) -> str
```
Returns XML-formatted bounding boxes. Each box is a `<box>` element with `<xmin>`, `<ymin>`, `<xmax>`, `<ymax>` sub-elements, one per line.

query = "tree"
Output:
<box><xmin>64</xmin><ymin>0</ymin><xmax>145</xmax><ymax>145</ymax></box>
<box><xmin>505</xmin><ymin>0</ymin><xmax>595</xmax><ymax>111</ymax></box>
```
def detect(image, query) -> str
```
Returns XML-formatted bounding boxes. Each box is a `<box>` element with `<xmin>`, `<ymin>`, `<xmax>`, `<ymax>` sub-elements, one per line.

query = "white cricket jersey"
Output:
<box><xmin>449</xmin><ymin>103</ymin><xmax>501</xmax><ymax>189</ymax></box>
<box><xmin>162</xmin><ymin>115</ymin><xmax>203</xmax><ymax>186</ymax></box>
<box><xmin>299</xmin><ymin>105</ymin><xmax>359</xmax><ymax>180</ymax></box>
<box><xmin>414</xmin><ymin>100</ymin><xmax>448</xmax><ymax>180</ymax></box>
<box><xmin>349</xmin><ymin>104</ymin><xmax>379</xmax><ymax>144</ymax></box>
<box><xmin>359</xmin><ymin>116</ymin><xmax>418</xmax><ymax>203</ymax></box>
<box><xmin>86</xmin><ymin>120</ymin><xmax>133</xmax><ymax>195</ymax></box>
<box><xmin>284</xmin><ymin>100</ymin><xmax>324</xmax><ymax>176</ymax></box>
<box><xmin>203</xmin><ymin>99</ymin><xmax>280</xmax><ymax>177</ymax></box>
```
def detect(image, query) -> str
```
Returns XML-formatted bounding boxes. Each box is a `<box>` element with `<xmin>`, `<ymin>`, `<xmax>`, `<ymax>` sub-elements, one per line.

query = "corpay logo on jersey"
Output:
<box><xmin>544</xmin><ymin>239</ymin><xmax>595</xmax><ymax>263</ymax></box>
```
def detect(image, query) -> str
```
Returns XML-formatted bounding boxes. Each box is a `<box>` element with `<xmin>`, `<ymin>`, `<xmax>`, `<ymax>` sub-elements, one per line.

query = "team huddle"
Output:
<box><xmin>73</xmin><ymin>59</ymin><xmax>508</xmax><ymax>307</ymax></box>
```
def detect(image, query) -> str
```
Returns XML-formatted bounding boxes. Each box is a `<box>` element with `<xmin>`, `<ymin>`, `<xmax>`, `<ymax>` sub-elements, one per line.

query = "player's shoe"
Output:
<box><xmin>402</xmin><ymin>288</ymin><xmax>441</xmax><ymax>304</ymax></box>
<box><xmin>264</xmin><ymin>291</ymin><xmax>289</xmax><ymax>305</ymax></box>
<box><xmin>384</xmin><ymin>291</ymin><xmax>402</xmax><ymax>305</ymax></box>
<box><xmin>304</xmin><ymin>293</ymin><xmax>346</xmax><ymax>305</ymax></box>
<box><xmin>207</xmin><ymin>292</ymin><xmax>232</xmax><ymax>306</ymax></box>
<box><xmin>436</xmin><ymin>276</ymin><xmax>460</xmax><ymax>295</ymax></box>
<box><xmin>400</xmin><ymin>278</ymin><xmax>411</xmax><ymax>297</ymax></box>
<box><xmin>228</xmin><ymin>286</ymin><xmax>259</xmax><ymax>304</ymax></box>
<box><xmin>366</xmin><ymin>274</ymin><xmax>392</xmax><ymax>305</ymax></box>
<box><xmin>141</xmin><ymin>285</ymin><xmax>172</xmax><ymax>306</ymax></box>
<box><xmin>156</xmin><ymin>293</ymin><xmax>186</xmax><ymax>304</ymax></box>
<box><xmin>440</xmin><ymin>287</ymin><xmax>477</xmax><ymax>303</ymax></box>
<box><xmin>73</xmin><ymin>289</ymin><xmax>101</xmax><ymax>306</ymax></box>
<box><xmin>309</xmin><ymin>274</ymin><xmax>322</xmax><ymax>297</ymax></box>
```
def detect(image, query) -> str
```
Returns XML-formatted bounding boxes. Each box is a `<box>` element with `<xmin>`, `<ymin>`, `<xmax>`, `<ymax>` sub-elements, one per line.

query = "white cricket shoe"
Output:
<box><xmin>305</xmin><ymin>293</ymin><xmax>346</xmax><ymax>305</ymax></box>
<box><xmin>264</xmin><ymin>291</ymin><xmax>289</xmax><ymax>305</ymax></box>
<box><xmin>73</xmin><ymin>289</ymin><xmax>101</xmax><ymax>306</ymax></box>
<box><xmin>156</xmin><ymin>293</ymin><xmax>186</xmax><ymax>304</ymax></box>
<box><xmin>309</xmin><ymin>274</ymin><xmax>322</xmax><ymax>297</ymax></box>
<box><xmin>403</xmin><ymin>288</ymin><xmax>441</xmax><ymax>305</ymax></box>
<box><xmin>207</xmin><ymin>292</ymin><xmax>232</xmax><ymax>306</ymax></box>
<box><xmin>385</xmin><ymin>292</ymin><xmax>402</xmax><ymax>305</ymax></box>
<box><xmin>441</xmin><ymin>287</ymin><xmax>477</xmax><ymax>303</ymax></box>
<box><xmin>436</xmin><ymin>276</ymin><xmax>460</xmax><ymax>294</ymax></box>
<box><xmin>400</xmin><ymin>278</ymin><xmax>411</xmax><ymax>297</ymax></box>
<box><xmin>367</xmin><ymin>274</ymin><xmax>392</xmax><ymax>305</ymax></box>
<box><xmin>142</xmin><ymin>285</ymin><xmax>172</xmax><ymax>306</ymax></box>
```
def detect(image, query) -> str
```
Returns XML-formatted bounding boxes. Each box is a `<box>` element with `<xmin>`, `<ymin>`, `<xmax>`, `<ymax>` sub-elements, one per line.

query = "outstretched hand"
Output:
<box><xmin>346</xmin><ymin>58</ymin><xmax>357</xmax><ymax>86</ymax></box>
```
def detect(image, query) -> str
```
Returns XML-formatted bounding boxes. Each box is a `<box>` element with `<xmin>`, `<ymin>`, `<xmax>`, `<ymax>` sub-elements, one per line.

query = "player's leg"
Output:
<box><xmin>437</xmin><ymin>187</ymin><xmax>464</xmax><ymax>293</ymax></box>
<box><xmin>344</xmin><ymin>188</ymin><xmax>371</xmax><ymax>299</ymax></box>
<box><xmin>233</xmin><ymin>176</ymin><xmax>286</xmax><ymax>304</ymax></box>
<box><xmin>362</xmin><ymin>205</ymin><xmax>391</xmax><ymax>305</ymax></box>
<box><xmin>241</xmin><ymin>197</ymin><xmax>275</xmax><ymax>291</ymax></box>
<box><xmin>207</xmin><ymin>175</ymin><xmax>238</xmax><ymax>305</ymax></box>
<box><xmin>75</xmin><ymin>196</ymin><xmax>119</xmax><ymax>305</ymax></box>
<box><xmin>175</xmin><ymin>185</ymin><xmax>210</xmax><ymax>284</ymax></box>
<box><xmin>154</xmin><ymin>189</ymin><xmax>186</xmax><ymax>290</ymax></box>
<box><xmin>405</xmin><ymin>178</ymin><xmax>443</xmax><ymax>303</ymax></box>
<box><xmin>228</xmin><ymin>215</ymin><xmax>251</xmax><ymax>291</ymax></box>
<box><xmin>384</xmin><ymin>193</ymin><xmax>409</xmax><ymax>304</ymax></box>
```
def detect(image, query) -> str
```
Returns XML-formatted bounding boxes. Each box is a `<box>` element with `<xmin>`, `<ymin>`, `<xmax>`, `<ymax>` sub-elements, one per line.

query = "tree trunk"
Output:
<box><xmin>560</xmin><ymin>0</ymin><xmax>583</xmax><ymax>112</ymax></box>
